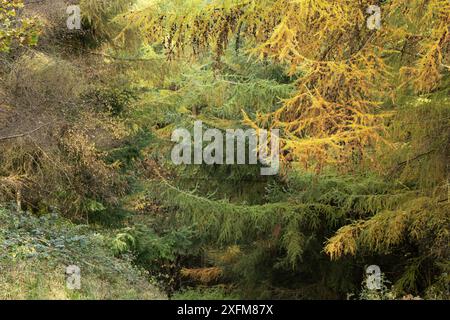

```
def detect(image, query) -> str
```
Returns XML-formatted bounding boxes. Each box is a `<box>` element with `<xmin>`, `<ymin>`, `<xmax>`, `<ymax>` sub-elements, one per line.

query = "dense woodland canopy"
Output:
<box><xmin>0</xmin><ymin>0</ymin><xmax>448</xmax><ymax>300</ymax></box>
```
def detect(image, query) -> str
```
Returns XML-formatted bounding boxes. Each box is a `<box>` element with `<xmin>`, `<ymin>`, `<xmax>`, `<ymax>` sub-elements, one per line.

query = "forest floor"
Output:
<box><xmin>0</xmin><ymin>207</ymin><xmax>166</xmax><ymax>300</ymax></box>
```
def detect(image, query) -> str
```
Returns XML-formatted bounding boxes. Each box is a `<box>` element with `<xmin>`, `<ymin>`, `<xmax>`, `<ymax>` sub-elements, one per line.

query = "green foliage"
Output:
<box><xmin>173</xmin><ymin>286</ymin><xmax>241</xmax><ymax>300</ymax></box>
<box><xmin>111</xmin><ymin>223</ymin><xmax>197</xmax><ymax>296</ymax></box>
<box><xmin>80</xmin><ymin>0</ymin><xmax>135</xmax><ymax>43</ymax></box>
<box><xmin>358</xmin><ymin>273</ymin><xmax>396</xmax><ymax>301</ymax></box>
<box><xmin>0</xmin><ymin>207</ymin><xmax>165</xmax><ymax>299</ymax></box>
<box><xmin>0</xmin><ymin>0</ymin><xmax>40</xmax><ymax>52</ymax></box>
<box><xmin>83</xmin><ymin>86</ymin><xmax>137</xmax><ymax>116</ymax></box>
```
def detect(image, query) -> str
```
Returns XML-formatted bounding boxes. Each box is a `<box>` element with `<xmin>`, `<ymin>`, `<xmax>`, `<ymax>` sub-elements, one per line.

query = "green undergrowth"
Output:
<box><xmin>0</xmin><ymin>207</ymin><xmax>165</xmax><ymax>300</ymax></box>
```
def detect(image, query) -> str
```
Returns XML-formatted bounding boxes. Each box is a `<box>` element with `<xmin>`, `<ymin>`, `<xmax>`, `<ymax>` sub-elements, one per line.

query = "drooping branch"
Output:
<box><xmin>388</xmin><ymin>149</ymin><xmax>437</xmax><ymax>177</ymax></box>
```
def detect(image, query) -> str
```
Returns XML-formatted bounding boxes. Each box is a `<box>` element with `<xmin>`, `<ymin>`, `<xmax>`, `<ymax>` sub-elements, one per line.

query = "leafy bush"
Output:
<box><xmin>0</xmin><ymin>207</ymin><xmax>165</xmax><ymax>300</ymax></box>
<box><xmin>111</xmin><ymin>223</ymin><xmax>197</xmax><ymax>297</ymax></box>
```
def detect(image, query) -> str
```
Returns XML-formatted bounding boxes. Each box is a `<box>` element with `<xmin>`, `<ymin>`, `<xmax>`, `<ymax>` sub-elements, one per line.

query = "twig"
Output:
<box><xmin>388</xmin><ymin>149</ymin><xmax>436</xmax><ymax>177</ymax></box>
<box><xmin>0</xmin><ymin>123</ymin><xmax>50</xmax><ymax>142</ymax></box>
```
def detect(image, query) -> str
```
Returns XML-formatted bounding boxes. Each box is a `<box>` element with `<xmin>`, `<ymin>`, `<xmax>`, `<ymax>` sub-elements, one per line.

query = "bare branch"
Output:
<box><xmin>0</xmin><ymin>123</ymin><xmax>50</xmax><ymax>142</ymax></box>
